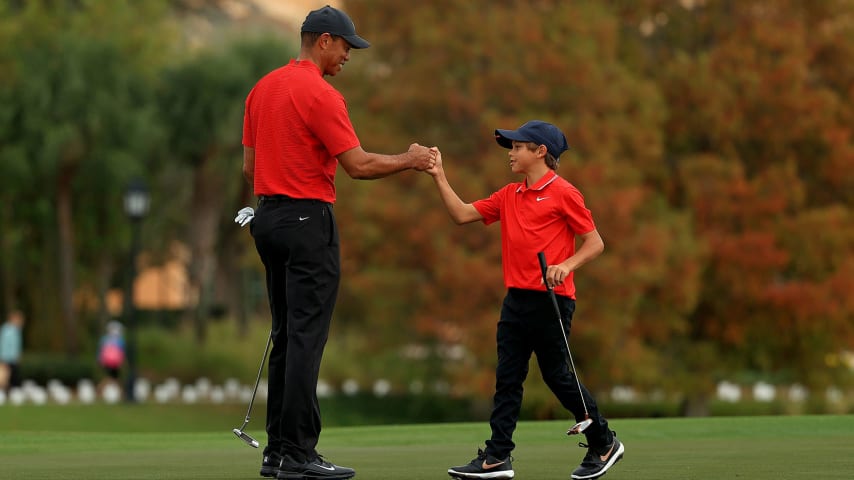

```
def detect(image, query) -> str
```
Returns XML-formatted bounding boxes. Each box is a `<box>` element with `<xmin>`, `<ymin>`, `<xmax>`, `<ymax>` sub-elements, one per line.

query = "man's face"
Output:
<box><xmin>320</xmin><ymin>34</ymin><xmax>352</xmax><ymax>77</ymax></box>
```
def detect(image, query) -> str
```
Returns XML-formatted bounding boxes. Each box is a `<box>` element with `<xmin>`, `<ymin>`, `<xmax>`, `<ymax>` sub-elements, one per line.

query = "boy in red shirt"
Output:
<box><xmin>427</xmin><ymin>121</ymin><xmax>624</xmax><ymax>480</ymax></box>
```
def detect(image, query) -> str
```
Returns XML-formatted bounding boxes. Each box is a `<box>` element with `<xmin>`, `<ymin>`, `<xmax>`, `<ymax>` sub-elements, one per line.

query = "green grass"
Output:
<box><xmin>1</xmin><ymin>405</ymin><xmax>852</xmax><ymax>479</ymax></box>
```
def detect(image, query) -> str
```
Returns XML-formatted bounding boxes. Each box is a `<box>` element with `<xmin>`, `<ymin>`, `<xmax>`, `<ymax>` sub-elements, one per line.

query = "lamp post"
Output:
<box><xmin>122</xmin><ymin>177</ymin><xmax>150</xmax><ymax>402</ymax></box>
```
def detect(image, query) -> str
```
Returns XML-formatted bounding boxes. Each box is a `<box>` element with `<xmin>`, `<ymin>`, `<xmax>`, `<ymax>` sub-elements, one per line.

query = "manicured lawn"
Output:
<box><xmin>1</xmin><ymin>406</ymin><xmax>851</xmax><ymax>479</ymax></box>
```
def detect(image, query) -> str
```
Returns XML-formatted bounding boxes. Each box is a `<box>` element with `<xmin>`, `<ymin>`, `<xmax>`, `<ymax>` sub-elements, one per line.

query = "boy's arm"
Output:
<box><xmin>564</xmin><ymin>229</ymin><xmax>604</xmax><ymax>271</ymax></box>
<box><xmin>426</xmin><ymin>148</ymin><xmax>483</xmax><ymax>225</ymax></box>
<box><xmin>547</xmin><ymin>229</ymin><xmax>605</xmax><ymax>288</ymax></box>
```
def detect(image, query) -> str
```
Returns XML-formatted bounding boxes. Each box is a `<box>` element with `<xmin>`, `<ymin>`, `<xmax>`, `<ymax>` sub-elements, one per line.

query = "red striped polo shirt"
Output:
<box><xmin>243</xmin><ymin>59</ymin><xmax>360</xmax><ymax>203</ymax></box>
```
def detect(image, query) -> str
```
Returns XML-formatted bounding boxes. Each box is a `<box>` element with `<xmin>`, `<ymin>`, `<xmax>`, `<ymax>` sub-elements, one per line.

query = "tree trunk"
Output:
<box><xmin>215</xmin><ymin>235</ymin><xmax>246</xmax><ymax>337</ymax></box>
<box><xmin>185</xmin><ymin>155</ymin><xmax>226</xmax><ymax>344</ymax></box>
<box><xmin>221</xmin><ymin>179</ymin><xmax>253</xmax><ymax>338</ymax></box>
<box><xmin>0</xmin><ymin>203</ymin><xmax>11</xmax><ymax>314</ymax></box>
<box><xmin>56</xmin><ymin>171</ymin><xmax>79</xmax><ymax>355</ymax></box>
<box><xmin>96</xmin><ymin>255</ymin><xmax>114</xmax><ymax>327</ymax></box>
<box><xmin>680</xmin><ymin>393</ymin><xmax>711</xmax><ymax>417</ymax></box>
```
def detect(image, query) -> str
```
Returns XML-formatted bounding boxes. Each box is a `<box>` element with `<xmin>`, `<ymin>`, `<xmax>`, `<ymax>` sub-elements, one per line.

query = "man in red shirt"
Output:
<box><xmin>426</xmin><ymin>121</ymin><xmax>624</xmax><ymax>480</ymax></box>
<box><xmin>239</xmin><ymin>6</ymin><xmax>435</xmax><ymax>480</ymax></box>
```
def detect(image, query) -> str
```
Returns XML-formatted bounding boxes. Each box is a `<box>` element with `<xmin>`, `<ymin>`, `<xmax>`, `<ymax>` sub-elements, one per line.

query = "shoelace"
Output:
<box><xmin>472</xmin><ymin>449</ymin><xmax>514</xmax><ymax>466</ymax></box>
<box><xmin>578</xmin><ymin>429</ymin><xmax>618</xmax><ymax>453</ymax></box>
<box><xmin>473</xmin><ymin>448</ymin><xmax>488</xmax><ymax>463</ymax></box>
<box><xmin>579</xmin><ymin>441</ymin><xmax>619</xmax><ymax>462</ymax></box>
<box><xmin>310</xmin><ymin>454</ymin><xmax>334</xmax><ymax>467</ymax></box>
<box><xmin>577</xmin><ymin>442</ymin><xmax>601</xmax><ymax>464</ymax></box>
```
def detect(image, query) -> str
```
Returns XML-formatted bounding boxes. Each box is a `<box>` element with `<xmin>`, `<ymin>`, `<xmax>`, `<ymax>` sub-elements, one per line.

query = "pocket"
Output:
<box><xmin>324</xmin><ymin>204</ymin><xmax>339</xmax><ymax>247</ymax></box>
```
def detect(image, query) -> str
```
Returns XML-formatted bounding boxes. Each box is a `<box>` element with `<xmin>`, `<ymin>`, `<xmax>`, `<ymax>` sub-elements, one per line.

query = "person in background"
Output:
<box><xmin>97</xmin><ymin>321</ymin><xmax>126</xmax><ymax>386</ymax></box>
<box><xmin>0</xmin><ymin>309</ymin><xmax>25</xmax><ymax>392</ymax></box>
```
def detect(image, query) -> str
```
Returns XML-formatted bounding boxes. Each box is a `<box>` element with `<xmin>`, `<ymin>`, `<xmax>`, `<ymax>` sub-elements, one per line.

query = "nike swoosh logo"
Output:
<box><xmin>314</xmin><ymin>464</ymin><xmax>336</xmax><ymax>471</ymax></box>
<box><xmin>536</xmin><ymin>196</ymin><xmax>549</xmax><ymax>202</ymax></box>
<box><xmin>599</xmin><ymin>444</ymin><xmax>615</xmax><ymax>462</ymax></box>
<box><xmin>482</xmin><ymin>460</ymin><xmax>505</xmax><ymax>469</ymax></box>
<box><xmin>299</xmin><ymin>216</ymin><xmax>310</xmax><ymax>221</ymax></box>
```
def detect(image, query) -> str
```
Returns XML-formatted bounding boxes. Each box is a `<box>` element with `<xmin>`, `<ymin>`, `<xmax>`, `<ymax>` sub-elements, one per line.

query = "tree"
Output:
<box><xmin>0</xmin><ymin>0</ymin><xmax>173</xmax><ymax>353</ymax></box>
<box><xmin>155</xmin><ymin>36</ymin><xmax>294</xmax><ymax>343</ymax></box>
<box><xmin>336</xmin><ymin>0</ymin><xmax>702</xmax><ymax>400</ymax></box>
<box><xmin>630</xmin><ymin>0</ymin><xmax>854</xmax><ymax>412</ymax></box>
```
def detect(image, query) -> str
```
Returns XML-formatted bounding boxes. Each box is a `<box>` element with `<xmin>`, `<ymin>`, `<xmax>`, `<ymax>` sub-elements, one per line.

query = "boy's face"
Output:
<box><xmin>508</xmin><ymin>141</ymin><xmax>546</xmax><ymax>174</ymax></box>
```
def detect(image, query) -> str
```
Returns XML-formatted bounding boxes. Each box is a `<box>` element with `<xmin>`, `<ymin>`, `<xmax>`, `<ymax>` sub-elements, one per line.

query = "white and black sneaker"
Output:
<box><xmin>571</xmin><ymin>432</ymin><xmax>625</xmax><ymax>479</ymax></box>
<box><xmin>260</xmin><ymin>452</ymin><xmax>282</xmax><ymax>477</ymax></box>
<box><xmin>448</xmin><ymin>448</ymin><xmax>514</xmax><ymax>479</ymax></box>
<box><xmin>277</xmin><ymin>454</ymin><xmax>355</xmax><ymax>479</ymax></box>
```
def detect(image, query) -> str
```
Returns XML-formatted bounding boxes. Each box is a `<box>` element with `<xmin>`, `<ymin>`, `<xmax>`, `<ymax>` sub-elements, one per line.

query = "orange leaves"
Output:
<box><xmin>332</xmin><ymin>0</ymin><xmax>854</xmax><ymax>400</ymax></box>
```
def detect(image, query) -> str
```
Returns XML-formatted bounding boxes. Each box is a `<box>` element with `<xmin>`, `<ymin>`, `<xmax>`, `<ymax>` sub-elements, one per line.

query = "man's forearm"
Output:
<box><xmin>348</xmin><ymin>152</ymin><xmax>413</xmax><ymax>179</ymax></box>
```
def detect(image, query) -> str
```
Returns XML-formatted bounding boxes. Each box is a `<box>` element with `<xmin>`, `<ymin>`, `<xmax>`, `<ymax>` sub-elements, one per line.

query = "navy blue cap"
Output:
<box><xmin>495</xmin><ymin>120</ymin><xmax>570</xmax><ymax>159</ymax></box>
<box><xmin>301</xmin><ymin>5</ymin><xmax>370</xmax><ymax>49</ymax></box>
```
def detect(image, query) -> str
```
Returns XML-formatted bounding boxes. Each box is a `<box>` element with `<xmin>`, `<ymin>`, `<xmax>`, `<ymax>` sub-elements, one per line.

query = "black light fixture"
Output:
<box><xmin>122</xmin><ymin>177</ymin><xmax>149</xmax><ymax>402</ymax></box>
<box><xmin>123</xmin><ymin>177</ymin><xmax>150</xmax><ymax>221</ymax></box>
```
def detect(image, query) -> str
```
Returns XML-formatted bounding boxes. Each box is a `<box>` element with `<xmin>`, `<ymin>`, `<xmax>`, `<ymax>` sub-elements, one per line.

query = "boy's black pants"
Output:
<box><xmin>485</xmin><ymin>288</ymin><xmax>611</xmax><ymax>459</ymax></box>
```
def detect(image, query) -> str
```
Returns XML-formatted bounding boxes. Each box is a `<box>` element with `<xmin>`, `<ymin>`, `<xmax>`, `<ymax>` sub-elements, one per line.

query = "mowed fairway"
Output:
<box><xmin>1</xmin><ymin>406</ymin><xmax>852</xmax><ymax>479</ymax></box>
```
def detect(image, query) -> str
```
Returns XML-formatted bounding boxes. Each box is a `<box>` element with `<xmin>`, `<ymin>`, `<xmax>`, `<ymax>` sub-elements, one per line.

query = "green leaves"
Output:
<box><xmin>1</xmin><ymin>0</ymin><xmax>850</xmax><ymax>405</ymax></box>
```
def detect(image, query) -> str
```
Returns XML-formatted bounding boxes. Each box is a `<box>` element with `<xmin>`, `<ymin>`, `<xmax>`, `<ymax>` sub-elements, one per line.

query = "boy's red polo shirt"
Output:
<box><xmin>243</xmin><ymin>60</ymin><xmax>360</xmax><ymax>203</ymax></box>
<box><xmin>473</xmin><ymin>171</ymin><xmax>596</xmax><ymax>299</ymax></box>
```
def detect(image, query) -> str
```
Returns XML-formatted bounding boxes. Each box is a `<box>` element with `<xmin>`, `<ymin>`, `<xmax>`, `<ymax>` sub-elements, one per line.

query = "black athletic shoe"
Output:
<box><xmin>571</xmin><ymin>433</ymin><xmax>625</xmax><ymax>480</ymax></box>
<box><xmin>277</xmin><ymin>454</ymin><xmax>355</xmax><ymax>479</ymax></box>
<box><xmin>447</xmin><ymin>448</ymin><xmax>514</xmax><ymax>479</ymax></box>
<box><xmin>260</xmin><ymin>453</ymin><xmax>282</xmax><ymax>478</ymax></box>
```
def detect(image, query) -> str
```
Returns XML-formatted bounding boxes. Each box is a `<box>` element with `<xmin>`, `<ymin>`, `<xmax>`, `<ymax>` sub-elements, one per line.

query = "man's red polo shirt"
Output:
<box><xmin>473</xmin><ymin>171</ymin><xmax>596</xmax><ymax>299</ymax></box>
<box><xmin>243</xmin><ymin>60</ymin><xmax>360</xmax><ymax>203</ymax></box>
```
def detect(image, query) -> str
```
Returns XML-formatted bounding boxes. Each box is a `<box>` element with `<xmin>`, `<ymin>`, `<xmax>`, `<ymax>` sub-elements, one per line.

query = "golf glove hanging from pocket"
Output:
<box><xmin>234</xmin><ymin>207</ymin><xmax>254</xmax><ymax>227</ymax></box>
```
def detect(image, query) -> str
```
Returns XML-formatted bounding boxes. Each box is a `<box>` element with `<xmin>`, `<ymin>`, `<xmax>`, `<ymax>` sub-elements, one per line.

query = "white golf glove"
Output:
<box><xmin>234</xmin><ymin>206</ymin><xmax>254</xmax><ymax>227</ymax></box>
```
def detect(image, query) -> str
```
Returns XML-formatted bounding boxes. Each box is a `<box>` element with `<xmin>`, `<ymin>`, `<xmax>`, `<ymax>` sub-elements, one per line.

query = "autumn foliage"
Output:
<box><xmin>336</xmin><ymin>0</ymin><xmax>854</xmax><ymax>408</ymax></box>
<box><xmin>0</xmin><ymin>0</ymin><xmax>851</xmax><ymax>413</ymax></box>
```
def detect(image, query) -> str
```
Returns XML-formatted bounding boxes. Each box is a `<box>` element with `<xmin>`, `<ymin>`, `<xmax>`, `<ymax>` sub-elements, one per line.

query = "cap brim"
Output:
<box><xmin>342</xmin><ymin>34</ymin><xmax>370</xmax><ymax>49</ymax></box>
<box><xmin>495</xmin><ymin>128</ymin><xmax>530</xmax><ymax>149</ymax></box>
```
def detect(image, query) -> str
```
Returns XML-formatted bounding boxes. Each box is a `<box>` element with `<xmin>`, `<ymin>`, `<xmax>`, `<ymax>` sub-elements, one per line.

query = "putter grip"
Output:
<box><xmin>537</xmin><ymin>251</ymin><xmax>550</xmax><ymax>289</ymax></box>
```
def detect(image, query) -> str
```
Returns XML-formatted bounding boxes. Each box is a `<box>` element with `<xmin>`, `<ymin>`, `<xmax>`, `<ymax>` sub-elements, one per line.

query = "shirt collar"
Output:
<box><xmin>291</xmin><ymin>59</ymin><xmax>322</xmax><ymax>76</ymax></box>
<box><xmin>515</xmin><ymin>170</ymin><xmax>558</xmax><ymax>193</ymax></box>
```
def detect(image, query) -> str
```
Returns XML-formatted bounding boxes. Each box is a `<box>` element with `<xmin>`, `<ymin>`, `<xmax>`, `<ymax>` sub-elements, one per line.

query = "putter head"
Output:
<box><xmin>233</xmin><ymin>428</ymin><xmax>260</xmax><ymax>448</ymax></box>
<box><xmin>567</xmin><ymin>418</ymin><xmax>593</xmax><ymax>435</ymax></box>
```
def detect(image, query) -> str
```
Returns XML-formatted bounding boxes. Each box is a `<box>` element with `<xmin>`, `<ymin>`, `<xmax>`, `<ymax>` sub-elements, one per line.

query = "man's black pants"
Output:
<box><xmin>251</xmin><ymin>196</ymin><xmax>339</xmax><ymax>463</ymax></box>
<box><xmin>485</xmin><ymin>288</ymin><xmax>611</xmax><ymax>459</ymax></box>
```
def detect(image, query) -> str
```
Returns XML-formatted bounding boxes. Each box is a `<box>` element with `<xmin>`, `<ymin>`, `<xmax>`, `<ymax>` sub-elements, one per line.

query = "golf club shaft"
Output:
<box><xmin>242</xmin><ymin>331</ymin><xmax>273</xmax><ymax>425</ymax></box>
<box><xmin>537</xmin><ymin>252</ymin><xmax>590</xmax><ymax>418</ymax></box>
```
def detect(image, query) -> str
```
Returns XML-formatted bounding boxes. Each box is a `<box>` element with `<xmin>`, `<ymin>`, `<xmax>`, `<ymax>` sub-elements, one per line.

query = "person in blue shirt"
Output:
<box><xmin>0</xmin><ymin>310</ymin><xmax>25</xmax><ymax>392</ymax></box>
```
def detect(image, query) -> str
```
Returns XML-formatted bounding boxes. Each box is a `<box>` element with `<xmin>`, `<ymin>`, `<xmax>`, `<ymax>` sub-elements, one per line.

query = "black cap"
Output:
<box><xmin>301</xmin><ymin>5</ymin><xmax>370</xmax><ymax>49</ymax></box>
<box><xmin>495</xmin><ymin>120</ymin><xmax>570</xmax><ymax>159</ymax></box>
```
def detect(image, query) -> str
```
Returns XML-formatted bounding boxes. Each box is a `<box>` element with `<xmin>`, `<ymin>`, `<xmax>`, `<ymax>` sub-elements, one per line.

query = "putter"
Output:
<box><xmin>232</xmin><ymin>331</ymin><xmax>273</xmax><ymax>448</ymax></box>
<box><xmin>537</xmin><ymin>252</ymin><xmax>593</xmax><ymax>436</ymax></box>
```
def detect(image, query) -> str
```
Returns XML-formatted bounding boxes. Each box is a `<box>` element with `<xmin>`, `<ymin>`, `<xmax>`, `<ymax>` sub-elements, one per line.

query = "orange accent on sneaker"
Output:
<box><xmin>482</xmin><ymin>460</ymin><xmax>506</xmax><ymax>470</ymax></box>
<box><xmin>599</xmin><ymin>443</ymin><xmax>615</xmax><ymax>462</ymax></box>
